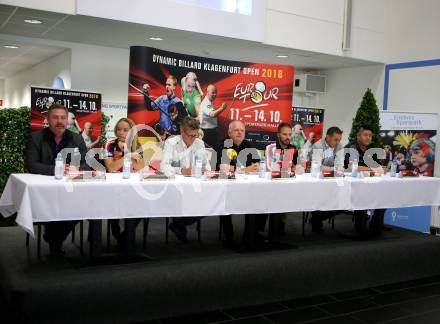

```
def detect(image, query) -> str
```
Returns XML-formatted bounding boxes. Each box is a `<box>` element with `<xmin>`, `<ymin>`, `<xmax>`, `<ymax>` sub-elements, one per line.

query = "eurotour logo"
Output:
<box><xmin>234</xmin><ymin>81</ymin><xmax>279</xmax><ymax>104</ymax></box>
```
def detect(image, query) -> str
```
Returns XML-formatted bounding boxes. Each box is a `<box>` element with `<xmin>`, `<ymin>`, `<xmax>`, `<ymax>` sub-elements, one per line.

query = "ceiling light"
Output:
<box><xmin>4</xmin><ymin>45</ymin><xmax>18</xmax><ymax>49</ymax></box>
<box><xmin>276</xmin><ymin>54</ymin><xmax>289</xmax><ymax>58</ymax></box>
<box><xmin>24</xmin><ymin>19</ymin><xmax>42</xmax><ymax>24</ymax></box>
<box><xmin>149</xmin><ymin>37</ymin><xmax>163</xmax><ymax>41</ymax></box>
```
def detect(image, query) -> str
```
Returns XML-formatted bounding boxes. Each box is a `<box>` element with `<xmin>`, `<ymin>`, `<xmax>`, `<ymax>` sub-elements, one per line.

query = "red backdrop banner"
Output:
<box><xmin>127</xmin><ymin>46</ymin><xmax>294</xmax><ymax>149</ymax></box>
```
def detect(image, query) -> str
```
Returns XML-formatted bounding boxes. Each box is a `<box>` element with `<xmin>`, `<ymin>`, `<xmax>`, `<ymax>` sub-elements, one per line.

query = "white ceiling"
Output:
<box><xmin>0</xmin><ymin>39</ymin><xmax>67</xmax><ymax>78</ymax></box>
<box><xmin>0</xmin><ymin>3</ymin><xmax>380</xmax><ymax>80</ymax></box>
<box><xmin>0</xmin><ymin>4</ymin><xmax>68</xmax><ymax>78</ymax></box>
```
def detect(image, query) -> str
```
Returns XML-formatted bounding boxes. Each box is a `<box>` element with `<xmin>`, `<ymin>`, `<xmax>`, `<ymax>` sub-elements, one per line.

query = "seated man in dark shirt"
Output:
<box><xmin>344</xmin><ymin>125</ymin><xmax>387</xmax><ymax>237</ymax></box>
<box><xmin>265</xmin><ymin>122</ymin><xmax>299</xmax><ymax>235</ymax></box>
<box><xmin>26</xmin><ymin>104</ymin><xmax>89</xmax><ymax>254</ymax></box>
<box><xmin>216</xmin><ymin>120</ymin><xmax>262</xmax><ymax>248</ymax></box>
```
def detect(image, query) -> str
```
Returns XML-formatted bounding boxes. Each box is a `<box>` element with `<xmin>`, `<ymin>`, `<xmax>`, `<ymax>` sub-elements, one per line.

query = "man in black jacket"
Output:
<box><xmin>344</xmin><ymin>125</ymin><xmax>387</xmax><ymax>237</ymax></box>
<box><xmin>216</xmin><ymin>120</ymin><xmax>263</xmax><ymax>248</ymax></box>
<box><xmin>26</xmin><ymin>104</ymin><xmax>89</xmax><ymax>254</ymax></box>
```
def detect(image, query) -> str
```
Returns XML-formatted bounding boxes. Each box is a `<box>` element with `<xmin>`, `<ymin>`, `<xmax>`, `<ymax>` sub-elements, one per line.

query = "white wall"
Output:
<box><xmin>4</xmin><ymin>49</ymin><xmax>71</xmax><ymax>107</ymax></box>
<box><xmin>0</xmin><ymin>0</ymin><xmax>75</xmax><ymax>14</ymax></box>
<box><xmin>350</xmin><ymin>0</ymin><xmax>386</xmax><ymax>63</ymax></box>
<box><xmin>385</xmin><ymin>0</ymin><xmax>440</xmax><ymax>63</ymax></box>
<box><xmin>265</xmin><ymin>0</ymin><xmax>386</xmax><ymax>63</ymax></box>
<box><xmin>70</xmin><ymin>44</ymin><xmax>129</xmax><ymax>104</ymax></box>
<box><xmin>76</xmin><ymin>0</ymin><xmax>266</xmax><ymax>43</ymax></box>
<box><xmin>293</xmin><ymin>64</ymin><xmax>385</xmax><ymax>145</ymax></box>
<box><xmin>265</xmin><ymin>0</ymin><xmax>345</xmax><ymax>55</ymax></box>
<box><xmin>388</xmin><ymin>67</ymin><xmax>440</xmax><ymax>112</ymax></box>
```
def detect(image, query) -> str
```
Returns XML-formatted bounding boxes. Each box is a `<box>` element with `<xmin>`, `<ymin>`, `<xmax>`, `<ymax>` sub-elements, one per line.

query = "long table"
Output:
<box><xmin>1</xmin><ymin>173</ymin><xmax>440</xmax><ymax>237</ymax></box>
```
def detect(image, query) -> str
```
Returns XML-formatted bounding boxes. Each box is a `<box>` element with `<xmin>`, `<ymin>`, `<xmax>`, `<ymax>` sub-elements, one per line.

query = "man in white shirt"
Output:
<box><xmin>161</xmin><ymin>117</ymin><xmax>210</xmax><ymax>176</ymax></box>
<box><xmin>160</xmin><ymin>116</ymin><xmax>210</xmax><ymax>242</ymax></box>
<box><xmin>199</xmin><ymin>84</ymin><xmax>227</xmax><ymax>148</ymax></box>
<box><xmin>308</xmin><ymin>126</ymin><xmax>344</xmax><ymax>232</ymax></box>
<box><xmin>309</xmin><ymin>126</ymin><xmax>344</xmax><ymax>170</ymax></box>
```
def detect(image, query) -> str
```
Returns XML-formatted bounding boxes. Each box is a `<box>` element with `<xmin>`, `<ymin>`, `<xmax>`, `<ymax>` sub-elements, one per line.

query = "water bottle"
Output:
<box><xmin>311</xmin><ymin>161</ymin><xmax>320</xmax><ymax>177</ymax></box>
<box><xmin>72</xmin><ymin>147</ymin><xmax>81</xmax><ymax>166</ymax></box>
<box><xmin>271</xmin><ymin>153</ymin><xmax>276</xmax><ymax>170</ymax></box>
<box><xmin>194</xmin><ymin>152</ymin><xmax>203</xmax><ymax>179</ymax></box>
<box><xmin>259</xmin><ymin>159</ymin><xmax>266</xmax><ymax>178</ymax></box>
<box><xmin>122</xmin><ymin>152</ymin><xmax>131</xmax><ymax>179</ymax></box>
<box><xmin>351</xmin><ymin>158</ymin><xmax>358</xmax><ymax>177</ymax></box>
<box><xmin>272</xmin><ymin>151</ymin><xmax>281</xmax><ymax>171</ymax></box>
<box><xmin>334</xmin><ymin>164</ymin><xmax>343</xmax><ymax>177</ymax></box>
<box><xmin>390</xmin><ymin>160</ymin><xmax>397</xmax><ymax>177</ymax></box>
<box><xmin>54</xmin><ymin>153</ymin><xmax>64</xmax><ymax>180</ymax></box>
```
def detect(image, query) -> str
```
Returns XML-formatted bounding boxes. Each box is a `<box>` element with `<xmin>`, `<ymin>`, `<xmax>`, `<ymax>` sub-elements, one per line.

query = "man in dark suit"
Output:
<box><xmin>26</xmin><ymin>104</ymin><xmax>89</xmax><ymax>255</ymax></box>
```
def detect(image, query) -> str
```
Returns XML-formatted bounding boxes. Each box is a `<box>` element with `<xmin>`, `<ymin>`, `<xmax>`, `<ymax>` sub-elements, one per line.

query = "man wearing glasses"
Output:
<box><xmin>160</xmin><ymin>117</ymin><xmax>210</xmax><ymax>242</ymax></box>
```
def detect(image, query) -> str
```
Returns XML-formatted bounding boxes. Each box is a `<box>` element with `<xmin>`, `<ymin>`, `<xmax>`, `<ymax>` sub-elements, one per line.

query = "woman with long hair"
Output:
<box><xmin>103</xmin><ymin>118</ymin><xmax>144</xmax><ymax>243</ymax></box>
<box><xmin>104</xmin><ymin>118</ymin><xmax>144</xmax><ymax>172</ymax></box>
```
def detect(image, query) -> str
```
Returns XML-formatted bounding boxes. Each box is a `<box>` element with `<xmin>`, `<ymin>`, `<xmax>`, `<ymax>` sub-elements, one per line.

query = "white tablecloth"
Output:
<box><xmin>1</xmin><ymin>173</ymin><xmax>440</xmax><ymax>236</ymax></box>
<box><xmin>347</xmin><ymin>176</ymin><xmax>440</xmax><ymax>210</ymax></box>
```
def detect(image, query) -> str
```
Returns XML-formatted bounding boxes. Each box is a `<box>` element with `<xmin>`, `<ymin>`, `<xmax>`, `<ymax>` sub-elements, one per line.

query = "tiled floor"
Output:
<box><xmin>137</xmin><ymin>274</ymin><xmax>440</xmax><ymax>324</ymax></box>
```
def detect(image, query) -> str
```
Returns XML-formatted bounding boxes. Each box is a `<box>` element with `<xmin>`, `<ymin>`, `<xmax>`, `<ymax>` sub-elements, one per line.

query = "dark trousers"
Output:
<box><xmin>354</xmin><ymin>209</ymin><xmax>386</xmax><ymax>236</ymax></box>
<box><xmin>44</xmin><ymin>220</ymin><xmax>78</xmax><ymax>248</ymax></box>
<box><xmin>201</xmin><ymin>128</ymin><xmax>218</xmax><ymax>149</ymax></box>
<box><xmin>221</xmin><ymin>214</ymin><xmax>268</xmax><ymax>240</ymax></box>
<box><xmin>311</xmin><ymin>209</ymin><xmax>385</xmax><ymax>235</ymax></box>
<box><xmin>109</xmin><ymin>219</ymin><xmax>142</xmax><ymax>240</ymax></box>
<box><xmin>172</xmin><ymin>217</ymin><xmax>203</xmax><ymax>234</ymax></box>
<box><xmin>110</xmin><ymin>219</ymin><xmax>121</xmax><ymax>239</ymax></box>
<box><xmin>311</xmin><ymin>210</ymin><xmax>343</xmax><ymax>226</ymax></box>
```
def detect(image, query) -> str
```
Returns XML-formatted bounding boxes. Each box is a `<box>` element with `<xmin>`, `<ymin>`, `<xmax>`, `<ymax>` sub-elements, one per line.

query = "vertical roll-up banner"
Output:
<box><xmin>127</xmin><ymin>46</ymin><xmax>294</xmax><ymax>149</ymax></box>
<box><xmin>380</xmin><ymin>111</ymin><xmax>437</xmax><ymax>232</ymax></box>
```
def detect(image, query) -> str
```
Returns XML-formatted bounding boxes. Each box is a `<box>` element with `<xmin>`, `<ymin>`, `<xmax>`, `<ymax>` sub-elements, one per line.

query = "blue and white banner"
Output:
<box><xmin>380</xmin><ymin>111</ymin><xmax>437</xmax><ymax>232</ymax></box>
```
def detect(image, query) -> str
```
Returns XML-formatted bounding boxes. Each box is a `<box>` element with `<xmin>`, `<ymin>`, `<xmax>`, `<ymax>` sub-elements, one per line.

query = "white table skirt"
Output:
<box><xmin>348</xmin><ymin>176</ymin><xmax>440</xmax><ymax>210</ymax></box>
<box><xmin>1</xmin><ymin>173</ymin><xmax>440</xmax><ymax>236</ymax></box>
